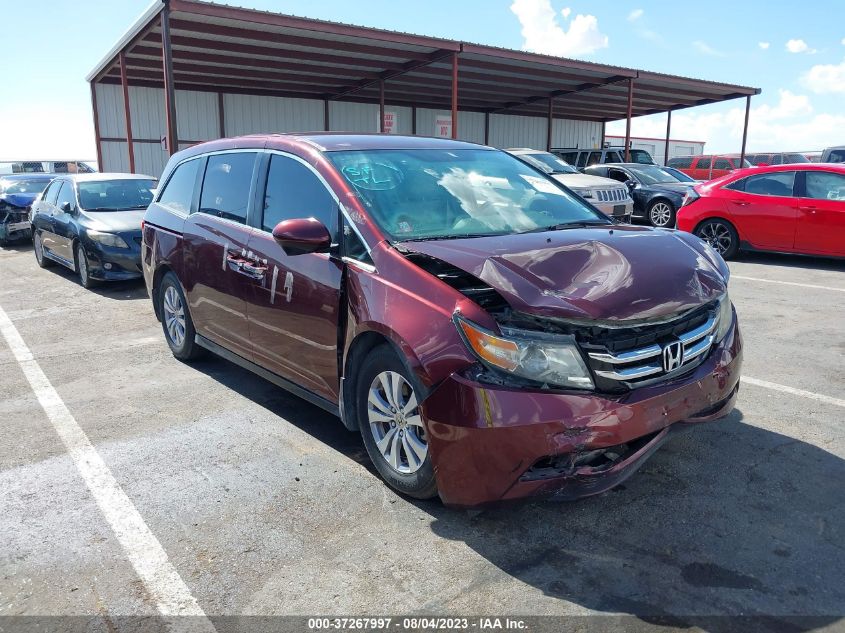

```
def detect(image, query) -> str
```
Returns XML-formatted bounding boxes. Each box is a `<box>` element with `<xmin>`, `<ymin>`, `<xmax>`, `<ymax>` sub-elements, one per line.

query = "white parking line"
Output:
<box><xmin>743</xmin><ymin>376</ymin><xmax>845</xmax><ymax>409</ymax></box>
<box><xmin>731</xmin><ymin>275</ymin><xmax>845</xmax><ymax>293</ymax></box>
<box><xmin>0</xmin><ymin>304</ymin><xmax>216</xmax><ymax>628</ymax></box>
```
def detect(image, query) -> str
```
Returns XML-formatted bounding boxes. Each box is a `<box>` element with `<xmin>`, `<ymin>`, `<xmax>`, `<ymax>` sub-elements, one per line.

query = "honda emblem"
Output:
<box><xmin>662</xmin><ymin>341</ymin><xmax>684</xmax><ymax>372</ymax></box>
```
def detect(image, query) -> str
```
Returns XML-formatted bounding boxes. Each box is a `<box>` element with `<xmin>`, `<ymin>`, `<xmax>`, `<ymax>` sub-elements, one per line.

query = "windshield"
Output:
<box><xmin>659</xmin><ymin>167</ymin><xmax>694</xmax><ymax>182</ymax></box>
<box><xmin>77</xmin><ymin>179</ymin><xmax>156</xmax><ymax>211</ymax></box>
<box><xmin>328</xmin><ymin>149</ymin><xmax>608</xmax><ymax>241</ymax></box>
<box><xmin>518</xmin><ymin>152</ymin><xmax>578</xmax><ymax>174</ymax></box>
<box><xmin>628</xmin><ymin>149</ymin><xmax>654</xmax><ymax>164</ymax></box>
<box><xmin>627</xmin><ymin>165</ymin><xmax>681</xmax><ymax>185</ymax></box>
<box><xmin>0</xmin><ymin>178</ymin><xmax>51</xmax><ymax>194</ymax></box>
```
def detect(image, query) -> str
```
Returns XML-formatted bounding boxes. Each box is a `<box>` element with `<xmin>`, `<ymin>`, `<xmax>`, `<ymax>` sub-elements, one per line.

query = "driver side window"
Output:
<box><xmin>262</xmin><ymin>154</ymin><xmax>337</xmax><ymax>238</ymax></box>
<box><xmin>607</xmin><ymin>169</ymin><xmax>629</xmax><ymax>183</ymax></box>
<box><xmin>55</xmin><ymin>182</ymin><xmax>76</xmax><ymax>211</ymax></box>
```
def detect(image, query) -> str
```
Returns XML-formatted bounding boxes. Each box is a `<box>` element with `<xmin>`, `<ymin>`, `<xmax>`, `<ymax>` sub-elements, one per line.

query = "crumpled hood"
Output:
<box><xmin>399</xmin><ymin>225</ymin><xmax>728</xmax><ymax>322</ymax></box>
<box><xmin>553</xmin><ymin>173</ymin><xmax>626</xmax><ymax>190</ymax></box>
<box><xmin>81</xmin><ymin>209</ymin><xmax>145</xmax><ymax>233</ymax></box>
<box><xmin>0</xmin><ymin>193</ymin><xmax>37</xmax><ymax>209</ymax></box>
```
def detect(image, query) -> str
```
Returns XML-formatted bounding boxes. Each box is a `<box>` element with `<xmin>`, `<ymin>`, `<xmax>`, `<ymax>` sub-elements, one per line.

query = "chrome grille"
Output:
<box><xmin>595</xmin><ymin>188</ymin><xmax>628</xmax><ymax>202</ymax></box>
<box><xmin>585</xmin><ymin>311</ymin><xmax>717</xmax><ymax>385</ymax></box>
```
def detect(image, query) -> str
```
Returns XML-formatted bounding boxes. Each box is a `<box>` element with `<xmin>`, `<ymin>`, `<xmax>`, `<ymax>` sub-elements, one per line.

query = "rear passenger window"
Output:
<box><xmin>586</xmin><ymin>152</ymin><xmax>602</xmax><ymax>166</ymax></box>
<box><xmin>159</xmin><ymin>158</ymin><xmax>200</xmax><ymax>215</ymax></box>
<box><xmin>805</xmin><ymin>172</ymin><xmax>845</xmax><ymax>201</ymax></box>
<box><xmin>199</xmin><ymin>153</ymin><xmax>257</xmax><ymax>224</ymax></box>
<box><xmin>576</xmin><ymin>152</ymin><xmax>588</xmax><ymax>168</ymax></box>
<box><xmin>771</xmin><ymin>155</ymin><xmax>783</xmax><ymax>165</ymax></box>
<box><xmin>697</xmin><ymin>157</ymin><xmax>712</xmax><ymax>169</ymax></box>
<box><xmin>606</xmin><ymin>151</ymin><xmax>623</xmax><ymax>163</ymax></box>
<box><xmin>713</xmin><ymin>159</ymin><xmax>730</xmax><ymax>170</ymax></box>
<box><xmin>669</xmin><ymin>157</ymin><xmax>693</xmax><ymax>168</ymax></box>
<box><xmin>743</xmin><ymin>172</ymin><xmax>796</xmax><ymax>197</ymax></box>
<box><xmin>262</xmin><ymin>154</ymin><xmax>337</xmax><ymax>236</ymax></box>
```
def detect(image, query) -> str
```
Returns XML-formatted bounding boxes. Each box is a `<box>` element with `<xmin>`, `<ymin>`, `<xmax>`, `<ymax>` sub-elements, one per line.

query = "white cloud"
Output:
<box><xmin>510</xmin><ymin>0</ymin><xmax>609</xmax><ymax>57</ymax></box>
<box><xmin>693</xmin><ymin>40</ymin><xmax>726</xmax><ymax>57</ymax></box>
<box><xmin>606</xmin><ymin>90</ymin><xmax>837</xmax><ymax>153</ymax></box>
<box><xmin>802</xmin><ymin>58</ymin><xmax>845</xmax><ymax>94</ymax></box>
<box><xmin>628</xmin><ymin>9</ymin><xmax>644</xmax><ymax>21</ymax></box>
<box><xmin>561</xmin><ymin>7</ymin><xmax>571</xmax><ymax>18</ymax></box>
<box><xmin>841</xmin><ymin>37</ymin><xmax>845</xmax><ymax>46</ymax></box>
<box><xmin>758</xmin><ymin>42</ymin><xmax>770</xmax><ymax>50</ymax></box>
<box><xmin>786</xmin><ymin>39</ymin><xmax>816</xmax><ymax>54</ymax></box>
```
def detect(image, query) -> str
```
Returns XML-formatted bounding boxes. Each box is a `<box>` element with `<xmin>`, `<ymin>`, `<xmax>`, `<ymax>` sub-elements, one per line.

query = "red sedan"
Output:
<box><xmin>677</xmin><ymin>163</ymin><xmax>845</xmax><ymax>259</ymax></box>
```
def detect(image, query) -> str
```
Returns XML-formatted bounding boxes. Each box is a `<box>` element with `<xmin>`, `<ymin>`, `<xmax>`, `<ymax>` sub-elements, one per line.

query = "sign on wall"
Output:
<box><xmin>378</xmin><ymin>111</ymin><xmax>397</xmax><ymax>134</ymax></box>
<box><xmin>434</xmin><ymin>114</ymin><xmax>452</xmax><ymax>138</ymax></box>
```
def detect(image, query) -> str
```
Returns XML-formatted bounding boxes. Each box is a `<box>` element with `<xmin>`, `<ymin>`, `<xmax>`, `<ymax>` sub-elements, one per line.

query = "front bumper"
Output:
<box><xmin>0</xmin><ymin>214</ymin><xmax>32</xmax><ymax>243</ymax></box>
<box><xmin>592</xmin><ymin>199</ymin><xmax>634</xmax><ymax>222</ymax></box>
<box><xmin>421</xmin><ymin>317</ymin><xmax>742</xmax><ymax>507</ymax></box>
<box><xmin>82</xmin><ymin>235</ymin><xmax>143</xmax><ymax>281</ymax></box>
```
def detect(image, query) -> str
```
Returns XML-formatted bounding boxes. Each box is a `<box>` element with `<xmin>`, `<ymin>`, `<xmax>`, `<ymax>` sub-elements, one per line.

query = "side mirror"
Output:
<box><xmin>60</xmin><ymin>201</ymin><xmax>74</xmax><ymax>214</ymax></box>
<box><xmin>271</xmin><ymin>218</ymin><xmax>332</xmax><ymax>256</ymax></box>
<box><xmin>625</xmin><ymin>180</ymin><xmax>637</xmax><ymax>191</ymax></box>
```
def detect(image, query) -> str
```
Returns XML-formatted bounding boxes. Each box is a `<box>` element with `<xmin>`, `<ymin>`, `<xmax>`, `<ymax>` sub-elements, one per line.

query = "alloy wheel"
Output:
<box><xmin>366</xmin><ymin>370</ymin><xmax>427</xmax><ymax>474</ymax></box>
<box><xmin>34</xmin><ymin>233</ymin><xmax>43</xmax><ymax>263</ymax></box>
<box><xmin>649</xmin><ymin>202</ymin><xmax>673</xmax><ymax>227</ymax></box>
<box><xmin>698</xmin><ymin>221</ymin><xmax>732</xmax><ymax>255</ymax></box>
<box><xmin>77</xmin><ymin>246</ymin><xmax>89</xmax><ymax>285</ymax></box>
<box><xmin>162</xmin><ymin>285</ymin><xmax>187</xmax><ymax>348</ymax></box>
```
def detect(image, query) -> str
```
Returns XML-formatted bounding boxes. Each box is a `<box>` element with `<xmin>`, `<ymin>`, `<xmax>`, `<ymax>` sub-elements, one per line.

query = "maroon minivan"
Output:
<box><xmin>142</xmin><ymin>134</ymin><xmax>742</xmax><ymax>507</ymax></box>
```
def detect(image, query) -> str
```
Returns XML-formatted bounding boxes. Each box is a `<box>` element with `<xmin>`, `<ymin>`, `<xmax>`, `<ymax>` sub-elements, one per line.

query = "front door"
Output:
<box><xmin>183</xmin><ymin>151</ymin><xmax>260</xmax><ymax>361</ymax></box>
<box><xmin>724</xmin><ymin>171</ymin><xmax>798</xmax><ymax>251</ymax></box>
<box><xmin>49</xmin><ymin>180</ymin><xmax>78</xmax><ymax>263</ymax></box>
<box><xmin>795</xmin><ymin>170</ymin><xmax>845</xmax><ymax>255</ymax></box>
<box><xmin>246</xmin><ymin>153</ymin><xmax>342</xmax><ymax>401</ymax></box>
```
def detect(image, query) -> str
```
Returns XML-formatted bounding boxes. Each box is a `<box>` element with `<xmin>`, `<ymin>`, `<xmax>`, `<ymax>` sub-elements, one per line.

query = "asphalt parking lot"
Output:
<box><xmin>0</xmin><ymin>241</ymin><xmax>843</xmax><ymax>631</ymax></box>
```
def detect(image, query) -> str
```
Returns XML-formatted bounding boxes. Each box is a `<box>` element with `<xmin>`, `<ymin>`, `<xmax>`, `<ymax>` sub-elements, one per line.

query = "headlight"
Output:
<box><xmin>455</xmin><ymin>316</ymin><xmax>594</xmax><ymax>389</ymax></box>
<box><xmin>571</xmin><ymin>187</ymin><xmax>593</xmax><ymax>199</ymax></box>
<box><xmin>715</xmin><ymin>292</ymin><xmax>733</xmax><ymax>342</ymax></box>
<box><xmin>87</xmin><ymin>230</ymin><xmax>129</xmax><ymax>248</ymax></box>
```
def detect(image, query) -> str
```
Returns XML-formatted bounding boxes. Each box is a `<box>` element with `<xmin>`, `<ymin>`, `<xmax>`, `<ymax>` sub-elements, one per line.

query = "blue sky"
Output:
<box><xmin>3</xmin><ymin>0</ymin><xmax>844</xmax><ymax>158</ymax></box>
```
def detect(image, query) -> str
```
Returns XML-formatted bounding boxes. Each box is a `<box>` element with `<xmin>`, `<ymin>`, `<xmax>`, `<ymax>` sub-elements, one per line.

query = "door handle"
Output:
<box><xmin>798</xmin><ymin>205</ymin><xmax>817</xmax><ymax>212</ymax></box>
<box><xmin>731</xmin><ymin>200</ymin><xmax>750</xmax><ymax>206</ymax></box>
<box><xmin>239</xmin><ymin>262</ymin><xmax>267</xmax><ymax>279</ymax></box>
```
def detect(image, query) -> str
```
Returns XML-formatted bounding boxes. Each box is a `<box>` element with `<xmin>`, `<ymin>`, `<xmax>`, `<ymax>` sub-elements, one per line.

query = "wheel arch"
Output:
<box><xmin>151</xmin><ymin>264</ymin><xmax>176</xmax><ymax>322</ymax></box>
<box><xmin>693</xmin><ymin>215</ymin><xmax>741</xmax><ymax>240</ymax></box>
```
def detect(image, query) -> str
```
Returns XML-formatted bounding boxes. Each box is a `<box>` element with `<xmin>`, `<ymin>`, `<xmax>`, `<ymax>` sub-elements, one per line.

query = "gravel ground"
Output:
<box><xmin>0</xmin><ymin>241</ymin><xmax>843</xmax><ymax>632</ymax></box>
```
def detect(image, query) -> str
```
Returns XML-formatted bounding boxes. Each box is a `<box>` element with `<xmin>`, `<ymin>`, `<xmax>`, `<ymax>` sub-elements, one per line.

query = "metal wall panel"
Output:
<box><xmin>414</xmin><ymin>109</ymin><xmax>485</xmax><ymax>144</ymax></box>
<box><xmin>329</xmin><ymin>102</ymin><xmax>413</xmax><ymax>134</ymax></box>
<box><xmin>133</xmin><ymin>142</ymin><xmax>168</xmax><ymax>178</ymax></box>
<box><xmin>552</xmin><ymin>119</ymin><xmax>603</xmax><ymax>151</ymax></box>
<box><xmin>95</xmin><ymin>83</ymin><xmax>125</xmax><ymax>138</ymax></box>
<box><xmin>223</xmin><ymin>94</ymin><xmax>324</xmax><ymax>136</ymax></box>
<box><xmin>176</xmin><ymin>90</ymin><xmax>220</xmax><ymax>141</ymax></box>
<box><xmin>101</xmin><ymin>141</ymin><xmax>129</xmax><ymax>173</ymax></box>
<box><xmin>489</xmin><ymin>114</ymin><xmax>547</xmax><ymax>149</ymax></box>
<box><xmin>129</xmin><ymin>86</ymin><xmax>167</xmax><ymax>141</ymax></box>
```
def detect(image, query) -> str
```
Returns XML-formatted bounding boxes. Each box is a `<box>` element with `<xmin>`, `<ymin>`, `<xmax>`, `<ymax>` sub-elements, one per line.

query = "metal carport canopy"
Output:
<box><xmin>86</xmin><ymin>0</ymin><xmax>760</xmax><ymax>164</ymax></box>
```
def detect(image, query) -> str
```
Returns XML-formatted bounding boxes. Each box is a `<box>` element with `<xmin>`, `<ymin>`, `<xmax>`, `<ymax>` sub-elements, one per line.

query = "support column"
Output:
<box><xmin>90</xmin><ymin>83</ymin><xmax>104</xmax><ymax>173</ymax></box>
<box><xmin>664</xmin><ymin>110</ymin><xmax>672</xmax><ymax>166</ymax></box>
<box><xmin>218</xmin><ymin>93</ymin><xmax>225</xmax><ymax>138</ymax></box>
<box><xmin>484</xmin><ymin>112</ymin><xmax>490</xmax><ymax>145</ymax></box>
<box><xmin>546</xmin><ymin>97</ymin><xmax>554</xmax><ymax>152</ymax></box>
<box><xmin>119</xmin><ymin>52</ymin><xmax>136</xmax><ymax>173</ymax></box>
<box><xmin>324</xmin><ymin>99</ymin><xmax>330</xmax><ymax>131</ymax></box>
<box><xmin>451</xmin><ymin>51</ymin><xmax>459</xmax><ymax>140</ymax></box>
<box><xmin>411</xmin><ymin>106</ymin><xmax>417</xmax><ymax>135</ymax></box>
<box><xmin>740</xmin><ymin>95</ymin><xmax>751</xmax><ymax>167</ymax></box>
<box><xmin>379</xmin><ymin>79</ymin><xmax>385</xmax><ymax>133</ymax></box>
<box><xmin>624</xmin><ymin>78</ymin><xmax>634</xmax><ymax>162</ymax></box>
<box><xmin>160</xmin><ymin>7</ymin><xmax>178</xmax><ymax>156</ymax></box>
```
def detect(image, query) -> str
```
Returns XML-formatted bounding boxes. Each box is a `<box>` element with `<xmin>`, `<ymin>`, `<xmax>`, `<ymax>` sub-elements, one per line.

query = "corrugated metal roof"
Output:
<box><xmin>88</xmin><ymin>0</ymin><xmax>760</xmax><ymax>123</ymax></box>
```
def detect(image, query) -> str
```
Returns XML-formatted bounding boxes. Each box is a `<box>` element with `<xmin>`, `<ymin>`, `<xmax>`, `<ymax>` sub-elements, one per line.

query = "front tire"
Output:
<box><xmin>647</xmin><ymin>199</ymin><xmax>676</xmax><ymax>228</ymax></box>
<box><xmin>76</xmin><ymin>243</ymin><xmax>99</xmax><ymax>289</ymax></box>
<box><xmin>159</xmin><ymin>272</ymin><xmax>204</xmax><ymax>361</ymax></box>
<box><xmin>695</xmin><ymin>219</ymin><xmax>739</xmax><ymax>260</ymax></box>
<box><xmin>356</xmin><ymin>345</ymin><xmax>437</xmax><ymax>500</ymax></box>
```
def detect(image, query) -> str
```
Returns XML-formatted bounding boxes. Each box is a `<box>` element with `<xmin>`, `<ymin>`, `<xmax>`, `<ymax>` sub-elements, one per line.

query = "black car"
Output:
<box><xmin>30</xmin><ymin>173</ymin><xmax>156</xmax><ymax>288</ymax></box>
<box><xmin>0</xmin><ymin>174</ymin><xmax>55</xmax><ymax>245</ymax></box>
<box><xmin>584</xmin><ymin>163</ymin><xmax>694</xmax><ymax>228</ymax></box>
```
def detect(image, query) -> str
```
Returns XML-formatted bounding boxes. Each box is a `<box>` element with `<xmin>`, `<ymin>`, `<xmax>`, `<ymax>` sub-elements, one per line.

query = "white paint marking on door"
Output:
<box><xmin>270</xmin><ymin>265</ymin><xmax>279</xmax><ymax>305</ymax></box>
<box><xmin>0</xmin><ymin>304</ymin><xmax>216</xmax><ymax>627</ymax></box>
<box><xmin>731</xmin><ymin>275</ymin><xmax>845</xmax><ymax>293</ymax></box>
<box><xmin>743</xmin><ymin>376</ymin><xmax>845</xmax><ymax>409</ymax></box>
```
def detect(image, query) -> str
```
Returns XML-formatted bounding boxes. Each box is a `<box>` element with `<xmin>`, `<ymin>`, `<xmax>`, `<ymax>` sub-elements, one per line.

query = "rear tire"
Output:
<box><xmin>695</xmin><ymin>218</ymin><xmax>739</xmax><ymax>260</ymax></box>
<box><xmin>34</xmin><ymin>231</ymin><xmax>53</xmax><ymax>268</ymax></box>
<box><xmin>356</xmin><ymin>345</ymin><xmax>438</xmax><ymax>500</ymax></box>
<box><xmin>159</xmin><ymin>272</ymin><xmax>204</xmax><ymax>361</ymax></box>
<box><xmin>76</xmin><ymin>243</ymin><xmax>100</xmax><ymax>289</ymax></box>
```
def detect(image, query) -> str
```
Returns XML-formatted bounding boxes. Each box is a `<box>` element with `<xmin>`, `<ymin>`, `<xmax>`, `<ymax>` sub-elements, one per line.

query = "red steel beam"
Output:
<box><xmin>329</xmin><ymin>49</ymin><xmax>454</xmax><ymax>100</ymax></box>
<box><xmin>161</xmin><ymin>10</ymin><xmax>178</xmax><ymax>156</ymax></box>
<box><xmin>624</xmin><ymin>78</ymin><xmax>634</xmax><ymax>162</ymax></box>
<box><xmin>740</xmin><ymin>95</ymin><xmax>751</xmax><ymax>166</ymax></box>
<box><xmin>546</xmin><ymin>97</ymin><xmax>554</xmax><ymax>151</ymax></box>
<box><xmin>119</xmin><ymin>52</ymin><xmax>136</xmax><ymax>173</ymax></box>
<box><xmin>90</xmin><ymin>83</ymin><xmax>104</xmax><ymax>172</ymax></box>
<box><xmin>664</xmin><ymin>110</ymin><xmax>671</xmax><ymax>165</ymax></box>
<box><xmin>217</xmin><ymin>92</ymin><xmax>225</xmax><ymax>138</ymax></box>
<box><xmin>379</xmin><ymin>79</ymin><xmax>385</xmax><ymax>133</ymax></box>
<box><xmin>451</xmin><ymin>52</ymin><xmax>459</xmax><ymax>140</ymax></box>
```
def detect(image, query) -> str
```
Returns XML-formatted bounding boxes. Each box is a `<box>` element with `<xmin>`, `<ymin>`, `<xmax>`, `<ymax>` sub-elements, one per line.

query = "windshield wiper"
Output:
<box><xmin>521</xmin><ymin>221</ymin><xmax>610</xmax><ymax>234</ymax></box>
<box><xmin>403</xmin><ymin>233</ymin><xmax>499</xmax><ymax>242</ymax></box>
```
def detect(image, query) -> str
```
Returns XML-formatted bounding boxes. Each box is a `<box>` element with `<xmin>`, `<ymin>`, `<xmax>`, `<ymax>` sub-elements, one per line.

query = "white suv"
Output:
<box><xmin>507</xmin><ymin>149</ymin><xmax>634</xmax><ymax>222</ymax></box>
